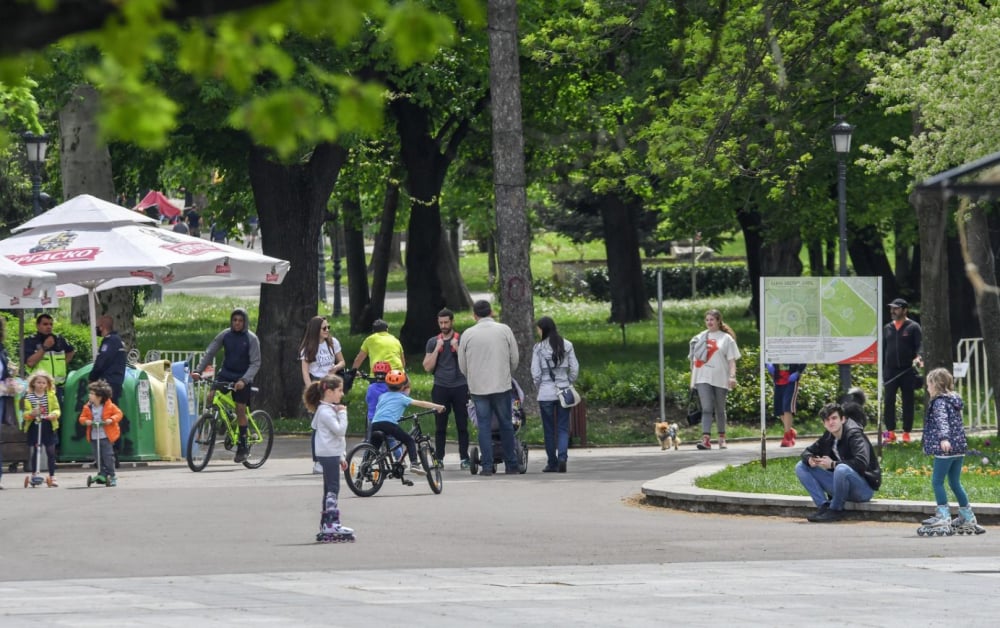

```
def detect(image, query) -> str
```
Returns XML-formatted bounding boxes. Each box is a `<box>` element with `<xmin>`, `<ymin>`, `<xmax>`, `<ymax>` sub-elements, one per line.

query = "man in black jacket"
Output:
<box><xmin>883</xmin><ymin>298</ymin><xmax>923</xmax><ymax>443</ymax></box>
<box><xmin>89</xmin><ymin>315</ymin><xmax>127</xmax><ymax>403</ymax></box>
<box><xmin>796</xmin><ymin>403</ymin><xmax>882</xmax><ymax>522</ymax></box>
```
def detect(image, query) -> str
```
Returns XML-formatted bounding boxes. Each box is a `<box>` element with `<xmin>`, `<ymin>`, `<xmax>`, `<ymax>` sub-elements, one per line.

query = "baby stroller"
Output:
<box><xmin>468</xmin><ymin>379</ymin><xmax>529</xmax><ymax>475</ymax></box>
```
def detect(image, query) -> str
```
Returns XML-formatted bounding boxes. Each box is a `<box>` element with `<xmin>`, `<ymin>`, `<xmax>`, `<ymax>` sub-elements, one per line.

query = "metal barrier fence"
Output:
<box><xmin>955</xmin><ymin>338</ymin><xmax>997</xmax><ymax>432</ymax></box>
<box><xmin>143</xmin><ymin>350</ymin><xmax>215</xmax><ymax>418</ymax></box>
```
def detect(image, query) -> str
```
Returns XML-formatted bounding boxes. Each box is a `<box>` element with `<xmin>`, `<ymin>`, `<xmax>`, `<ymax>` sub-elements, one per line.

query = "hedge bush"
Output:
<box><xmin>584</xmin><ymin>262</ymin><xmax>749</xmax><ymax>301</ymax></box>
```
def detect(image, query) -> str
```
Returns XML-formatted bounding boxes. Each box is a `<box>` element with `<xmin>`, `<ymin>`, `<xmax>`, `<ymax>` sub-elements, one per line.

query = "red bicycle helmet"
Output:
<box><xmin>372</xmin><ymin>361</ymin><xmax>392</xmax><ymax>380</ymax></box>
<box><xmin>385</xmin><ymin>369</ymin><xmax>408</xmax><ymax>387</ymax></box>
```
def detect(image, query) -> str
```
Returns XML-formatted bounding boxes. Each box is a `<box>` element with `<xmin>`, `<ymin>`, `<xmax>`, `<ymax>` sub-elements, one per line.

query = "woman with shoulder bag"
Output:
<box><xmin>530</xmin><ymin>316</ymin><xmax>580</xmax><ymax>473</ymax></box>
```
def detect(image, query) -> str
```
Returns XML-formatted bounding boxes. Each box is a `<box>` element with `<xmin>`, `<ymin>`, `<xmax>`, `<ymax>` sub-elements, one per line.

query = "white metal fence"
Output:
<box><xmin>955</xmin><ymin>338</ymin><xmax>997</xmax><ymax>432</ymax></box>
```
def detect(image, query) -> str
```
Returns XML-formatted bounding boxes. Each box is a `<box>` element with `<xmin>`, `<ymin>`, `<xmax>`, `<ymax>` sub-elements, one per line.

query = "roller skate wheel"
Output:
<box><xmin>916</xmin><ymin>528</ymin><xmax>926</xmax><ymax>536</ymax></box>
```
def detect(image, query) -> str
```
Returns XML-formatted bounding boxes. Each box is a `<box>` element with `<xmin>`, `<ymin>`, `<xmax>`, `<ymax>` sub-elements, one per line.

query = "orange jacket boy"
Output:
<box><xmin>78</xmin><ymin>398</ymin><xmax>123</xmax><ymax>443</ymax></box>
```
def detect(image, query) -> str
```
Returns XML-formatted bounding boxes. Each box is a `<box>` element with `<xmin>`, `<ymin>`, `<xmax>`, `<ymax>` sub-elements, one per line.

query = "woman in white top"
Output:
<box><xmin>689</xmin><ymin>309</ymin><xmax>741</xmax><ymax>450</ymax></box>
<box><xmin>299</xmin><ymin>316</ymin><xmax>345</xmax><ymax>472</ymax></box>
<box><xmin>299</xmin><ymin>316</ymin><xmax>345</xmax><ymax>386</ymax></box>
<box><xmin>530</xmin><ymin>316</ymin><xmax>580</xmax><ymax>473</ymax></box>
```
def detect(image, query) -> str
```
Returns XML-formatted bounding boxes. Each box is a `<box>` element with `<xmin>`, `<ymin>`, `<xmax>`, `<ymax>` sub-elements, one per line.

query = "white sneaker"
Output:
<box><xmin>409</xmin><ymin>463</ymin><xmax>426</xmax><ymax>476</ymax></box>
<box><xmin>313</xmin><ymin>461</ymin><xmax>323</xmax><ymax>474</ymax></box>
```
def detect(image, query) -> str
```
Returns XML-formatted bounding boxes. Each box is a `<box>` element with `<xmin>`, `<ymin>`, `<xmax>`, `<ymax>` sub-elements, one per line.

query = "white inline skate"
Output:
<box><xmin>917</xmin><ymin>506</ymin><xmax>955</xmax><ymax>537</ymax></box>
<box><xmin>950</xmin><ymin>507</ymin><xmax>987</xmax><ymax>535</ymax></box>
<box><xmin>316</xmin><ymin>492</ymin><xmax>355</xmax><ymax>543</ymax></box>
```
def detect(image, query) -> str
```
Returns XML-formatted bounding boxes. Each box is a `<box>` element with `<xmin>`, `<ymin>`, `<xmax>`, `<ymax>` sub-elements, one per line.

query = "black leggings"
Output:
<box><xmin>370</xmin><ymin>421</ymin><xmax>418</xmax><ymax>463</ymax></box>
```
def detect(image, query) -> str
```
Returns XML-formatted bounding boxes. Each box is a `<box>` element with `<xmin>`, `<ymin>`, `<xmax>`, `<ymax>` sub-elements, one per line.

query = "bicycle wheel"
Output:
<box><xmin>242</xmin><ymin>410</ymin><xmax>274</xmax><ymax>469</ymax></box>
<box><xmin>344</xmin><ymin>443</ymin><xmax>386</xmax><ymax>497</ymax></box>
<box><xmin>418</xmin><ymin>441</ymin><xmax>443</xmax><ymax>494</ymax></box>
<box><xmin>186</xmin><ymin>412</ymin><xmax>217</xmax><ymax>472</ymax></box>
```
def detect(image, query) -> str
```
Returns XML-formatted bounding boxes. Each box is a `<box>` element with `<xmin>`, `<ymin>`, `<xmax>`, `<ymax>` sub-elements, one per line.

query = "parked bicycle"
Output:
<box><xmin>186</xmin><ymin>380</ymin><xmax>274</xmax><ymax>472</ymax></box>
<box><xmin>343</xmin><ymin>408</ymin><xmax>442</xmax><ymax>497</ymax></box>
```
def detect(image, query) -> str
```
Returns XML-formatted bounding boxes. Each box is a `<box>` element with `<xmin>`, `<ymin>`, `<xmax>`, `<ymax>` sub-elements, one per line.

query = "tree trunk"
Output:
<box><xmin>391</xmin><ymin>98</ymin><xmax>475</xmax><ymax>353</ymax></box>
<box><xmin>599</xmin><ymin>194</ymin><xmax>652</xmax><ymax>324</ymax></box>
<box><xmin>489</xmin><ymin>0</ymin><xmax>535</xmax><ymax>390</ymax></box>
<box><xmin>368</xmin><ymin>177</ymin><xmax>399</xmax><ymax>326</ymax></box>
<box><xmin>760</xmin><ymin>234</ymin><xmax>803</xmax><ymax>277</ymax></box>
<box><xmin>964</xmin><ymin>204</ymin><xmax>1000</xmax><ymax>426</ymax></box>
<box><xmin>806</xmin><ymin>238</ymin><xmax>824</xmax><ymax>277</ymax></box>
<box><xmin>847</xmin><ymin>223</ymin><xmax>898</xmax><ymax>298</ymax></box>
<box><xmin>438</xmin><ymin>227</ymin><xmax>473</xmax><ymax>308</ymax></box>
<box><xmin>341</xmin><ymin>193</ymin><xmax>371</xmax><ymax>335</ymax></box>
<box><xmin>58</xmin><ymin>84</ymin><xmax>136</xmax><ymax>355</ymax></box>
<box><xmin>910</xmin><ymin>190</ymin><xmax>951</xmax><ymax>371</ymax></box>
<box><xmin>948</xmin><ymin>234</ymin><xmax>977</xmax><ymax>343</ymax></box>
<box><xmin>738</xmin><ymin>205</ymin><xmax>764</xmax><ymax>323</ymax></box>
<box><xmin>248</xmin><ymin>142</ymin><xmax>348</xmax><ymax>419</ymax></box>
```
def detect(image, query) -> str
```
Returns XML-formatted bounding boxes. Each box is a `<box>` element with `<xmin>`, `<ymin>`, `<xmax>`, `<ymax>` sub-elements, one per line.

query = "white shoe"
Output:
<box><xmin>409</xmin><ymin>463</ymin><xmax>426</xmax><ymax>476</ymax></box>
<box><xmin>313</xmin><ymin>461</ymin><xmax>323</xmax><ymax>474</ymax></box>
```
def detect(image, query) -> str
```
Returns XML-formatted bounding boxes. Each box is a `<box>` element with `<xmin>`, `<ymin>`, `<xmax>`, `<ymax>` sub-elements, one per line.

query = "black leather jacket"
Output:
<box><xmin>801</xmin><ymin>419</ymin><xmax>882</xmax><ymax>490</ymax></box>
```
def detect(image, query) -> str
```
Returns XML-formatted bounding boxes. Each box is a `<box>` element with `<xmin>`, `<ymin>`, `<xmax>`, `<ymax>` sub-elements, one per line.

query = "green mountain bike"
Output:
<box><xmin>186</xmin><ymin>380</ymin><xmax>274</xmax><ymax>472</ymax></box>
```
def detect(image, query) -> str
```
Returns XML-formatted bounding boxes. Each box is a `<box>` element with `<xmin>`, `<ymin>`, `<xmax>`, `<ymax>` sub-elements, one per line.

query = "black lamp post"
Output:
<box><xmin>830</xmin><ymin>117</ymin><xmax>854</xmax><ymax>392</ymax></box>
<box><xmin>23</xmin><ymin>131</ymin><xmax>50</xmax><ymax>216</ymax></box>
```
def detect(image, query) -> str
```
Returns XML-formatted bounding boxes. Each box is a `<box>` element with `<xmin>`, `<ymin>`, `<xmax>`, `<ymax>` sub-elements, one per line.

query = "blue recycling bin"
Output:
<box><xmin>171</xmin><ymin>361</ymin><xmax>196</xmax><ymax>458</ymax></box>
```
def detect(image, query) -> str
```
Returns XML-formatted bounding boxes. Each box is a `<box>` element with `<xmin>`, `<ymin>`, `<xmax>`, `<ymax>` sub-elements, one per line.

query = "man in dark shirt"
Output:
<box><xmin>192</xmin><ymin>308</ymin><xmax>261</xmax><ymax>462</ymax></box>
<box><xmin>89</xmin><ymin>315</ymin><xmax>127</xmax><ymax>403</ymax></box>
<box><xmin>422</xmin><ymin>308</ymin><xmax>470</xmax><ymax>469</ymax></box>
<box><xmin>883</xmin><ymin>298</ymin><xmax>923</xmax><ymax>443</ymax></box>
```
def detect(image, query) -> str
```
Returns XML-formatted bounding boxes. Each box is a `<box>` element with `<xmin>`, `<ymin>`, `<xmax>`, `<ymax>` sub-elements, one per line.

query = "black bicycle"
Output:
<box><xmin>343</xmin><ymin>409</ymin><xmax>443</xmax><ymax>497</ymax></box>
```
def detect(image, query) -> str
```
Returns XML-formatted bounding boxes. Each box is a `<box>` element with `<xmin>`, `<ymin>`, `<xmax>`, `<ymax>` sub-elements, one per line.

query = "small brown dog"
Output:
<box><xmin>655</xmin><ymin>422</ymin><xmax>680</xmax><ymax>450</ymax></box>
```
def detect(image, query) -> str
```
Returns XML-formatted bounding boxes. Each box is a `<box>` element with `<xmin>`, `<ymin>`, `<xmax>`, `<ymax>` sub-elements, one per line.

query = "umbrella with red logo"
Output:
<box><xmin>0</xmin><ymin>194</ymin><xmax>290</xmax><ymax>357</ymax></box>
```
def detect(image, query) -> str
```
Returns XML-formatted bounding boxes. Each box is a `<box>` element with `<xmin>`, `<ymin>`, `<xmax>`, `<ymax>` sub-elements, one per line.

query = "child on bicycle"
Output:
<box><xmin>302</xmin><ymin>375</ymin><xmax>354</xmax><ymax>541</ymax></box>
<box><xmin>370</xmin><ymin>370</ymin><xmax>444</xmax><ymax>476</ymax></box>
<box><xmin>365</xmin><ymin>361</ymin><xmax>392</xmax><ymax>440</ymax></box>
<box><xmin>78</xmin><ymin>379</ymin><xmax>123</xmax><ymax>487</ymax></box>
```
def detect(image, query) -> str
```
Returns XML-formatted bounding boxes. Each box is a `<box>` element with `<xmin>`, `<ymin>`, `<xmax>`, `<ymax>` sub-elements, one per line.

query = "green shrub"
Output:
<box><xmin>584</xmin><ymin>262</ymin><xmax>749</xmax><ymax>301</ymax></box>
<box><xmin>727</xmin><ymin>345</ymin><xmax>881</xmax><ymax>424</ymax></box>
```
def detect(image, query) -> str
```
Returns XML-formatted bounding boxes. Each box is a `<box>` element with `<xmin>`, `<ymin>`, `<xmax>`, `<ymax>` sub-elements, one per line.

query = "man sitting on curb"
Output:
<box><xmin>796</xmin><ymin>402</ymin><xmax>882</xmax><ymax>522</ymax></box>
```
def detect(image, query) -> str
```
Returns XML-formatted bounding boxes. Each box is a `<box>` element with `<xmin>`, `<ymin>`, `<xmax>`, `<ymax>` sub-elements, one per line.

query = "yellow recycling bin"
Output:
<box><xmin>136</xmin><ymin>360</ymin><xmax>182</xmax><ymax>461</ymax></box>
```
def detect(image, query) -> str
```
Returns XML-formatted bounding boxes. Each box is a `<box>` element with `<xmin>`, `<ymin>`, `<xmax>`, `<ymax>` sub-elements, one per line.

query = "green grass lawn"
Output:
<box><xmin>697</xmin><ymin>436</ymin><xmax>1000</xmax><ymax>503</ymax></box>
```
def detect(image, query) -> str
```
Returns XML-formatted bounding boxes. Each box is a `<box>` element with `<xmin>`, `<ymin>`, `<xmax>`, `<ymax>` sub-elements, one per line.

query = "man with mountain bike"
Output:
<box><xmin>192</xmin><ymin>308</ymin><xmax>261</xmax><ymax>463</ymax></box>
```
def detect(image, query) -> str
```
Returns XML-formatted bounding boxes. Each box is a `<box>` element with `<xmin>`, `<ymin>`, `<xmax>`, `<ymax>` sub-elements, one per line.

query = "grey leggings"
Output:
<box><xmin>696</xmin><ymin>383</ymin><xmax>729</xmax><ymax>436</ymax></box>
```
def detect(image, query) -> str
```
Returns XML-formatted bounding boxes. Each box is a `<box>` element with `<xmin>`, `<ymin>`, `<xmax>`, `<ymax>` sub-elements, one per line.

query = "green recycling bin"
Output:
<box><xmin>57</xmin><ymin>364</ymin><xmax>158</xmax><ymax>462</ymax></box>
<box><xmin>58</xmin><ymin>365</ymin><xmax>96</xmax><ymax>462</ymax></box>
<box><xmin>118</xmin><ymin>367</ymin><xmax>157</xmax><ymax>461</ymax></box>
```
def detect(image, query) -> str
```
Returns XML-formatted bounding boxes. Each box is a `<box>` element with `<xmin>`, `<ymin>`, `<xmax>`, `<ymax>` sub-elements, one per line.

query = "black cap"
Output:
<box><xmin>888</xmin><ymin>298</ymin><xmax>908</xmax><ymax>309</ymax></box>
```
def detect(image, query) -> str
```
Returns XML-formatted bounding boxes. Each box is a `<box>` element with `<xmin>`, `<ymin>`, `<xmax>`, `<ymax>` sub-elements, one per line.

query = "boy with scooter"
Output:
<box><xmin>78</xmin><ymin>380</ymin><xmax>123</xmax><ymax>487</ymax></box>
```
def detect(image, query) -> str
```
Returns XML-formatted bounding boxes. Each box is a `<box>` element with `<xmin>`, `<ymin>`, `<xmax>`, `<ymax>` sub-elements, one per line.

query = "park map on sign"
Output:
<box><xmin>763</xmin><ymin>276</ymin><xmax>879</xmax><ymax>364</ymax></box>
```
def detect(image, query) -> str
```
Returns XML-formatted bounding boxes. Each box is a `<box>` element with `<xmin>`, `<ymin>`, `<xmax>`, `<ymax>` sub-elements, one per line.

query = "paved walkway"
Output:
<box><xmin>641</xmin><ymin>439</ymin><xmax>1000</xmax><ymax>524</ymax></box>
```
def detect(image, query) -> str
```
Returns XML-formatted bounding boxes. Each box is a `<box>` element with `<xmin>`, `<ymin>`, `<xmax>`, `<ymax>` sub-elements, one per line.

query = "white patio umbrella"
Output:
<box><xmin>1</xmin><ymin>194</ymin><xmax>290</xmax><ymax>357</ymax></box>
<box><xmin>0</xmin><ymin>255</ymin><xmax>59</xmax><ymax>308</ymax></box>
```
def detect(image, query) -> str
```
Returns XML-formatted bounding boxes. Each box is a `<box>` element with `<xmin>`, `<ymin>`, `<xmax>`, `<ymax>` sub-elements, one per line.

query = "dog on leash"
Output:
<box><xmin>655</xmin><ymin>422</ymin><xmax>680</xmax><ymax>450</ymax></box>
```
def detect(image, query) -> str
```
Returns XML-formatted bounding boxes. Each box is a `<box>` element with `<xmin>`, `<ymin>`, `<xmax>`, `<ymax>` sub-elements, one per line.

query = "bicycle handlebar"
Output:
<box><xmin>400</xmin><ymin>408</ymin><xmax>439</xmax><ymax>422</ymax></box>
<box><xmin>199</xmin><ymin>378</ymin><xmax>259</xmax><ymax>394</ymax></box>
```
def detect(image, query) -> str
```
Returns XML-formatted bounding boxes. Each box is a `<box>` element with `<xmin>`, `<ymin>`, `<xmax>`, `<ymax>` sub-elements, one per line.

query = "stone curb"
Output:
<box><xmin>641</xmin><ymin>461</ymin><xmax>1000</xmax><ymax>524</ymax></box>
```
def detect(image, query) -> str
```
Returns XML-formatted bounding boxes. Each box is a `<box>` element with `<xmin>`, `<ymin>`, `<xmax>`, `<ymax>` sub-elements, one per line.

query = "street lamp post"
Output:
<box><xmin>830</xmin><ymin>117</ymin><xmax>854</xmax><ymax>392</ymax></box>
<box><xmin>22</xmin><ymin>131</ymin><xmax>50</xmax><ymax>216</ymax></box>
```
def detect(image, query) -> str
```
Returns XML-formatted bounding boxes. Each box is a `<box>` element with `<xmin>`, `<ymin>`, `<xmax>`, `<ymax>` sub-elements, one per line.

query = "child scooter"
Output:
<box><xmin>86</xmin><ymin>421</ymin><xmax>108</xmax><ymax>487</ymax></box>
<box><xmin>24</xmin><ymin>413</ymin><xmax>46</xmax><ymax>488</ymax></box>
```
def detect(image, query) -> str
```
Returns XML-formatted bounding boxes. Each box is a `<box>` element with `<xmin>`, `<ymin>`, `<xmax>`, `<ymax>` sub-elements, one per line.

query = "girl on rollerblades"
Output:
<box><xmin>303</xmin><ymin>375</ymin><xmax>354</xmax><ymax>543</ymax></box>
<box><xmin>917</xmin><ymin>368</ymin><xmax>985</xmax><ymax>536</ymax></box>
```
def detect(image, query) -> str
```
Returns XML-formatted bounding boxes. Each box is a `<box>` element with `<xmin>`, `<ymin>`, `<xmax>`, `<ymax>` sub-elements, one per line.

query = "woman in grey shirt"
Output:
<box><xmin>530</xmin><ymin>316</ymin><xmax>580</xmax><ymax>473</ymax></box>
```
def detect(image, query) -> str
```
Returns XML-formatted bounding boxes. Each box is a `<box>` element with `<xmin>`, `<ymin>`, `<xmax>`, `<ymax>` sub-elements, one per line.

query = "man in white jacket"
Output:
<box><xmin>457</xmin><ymin>300</ymin><xmax>519</xmax><ymax>476</ymax></box>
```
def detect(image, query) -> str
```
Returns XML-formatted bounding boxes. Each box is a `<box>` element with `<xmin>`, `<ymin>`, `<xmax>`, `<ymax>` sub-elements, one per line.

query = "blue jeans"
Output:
<box><xmin>932</xmin><ymin>456</ymin><xmax>969</xmax><ymax>507</ymax></box>
<box><xmin>795</xmin><ymin>460</ymin><xmax>874</xmax><ymax>510</ymax></box>
<box><xmin>539</xmin><ymin>400</ymin><xmax>570</xmax><ymax>467</ymax></box>
<box><xmin>472</xmin><ymin>391</ymin><xmax>517</xmax><ymax>472</ymax></box>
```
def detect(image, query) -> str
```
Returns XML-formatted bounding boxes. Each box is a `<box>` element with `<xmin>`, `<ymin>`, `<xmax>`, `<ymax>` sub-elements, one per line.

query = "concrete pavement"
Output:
<box><xmin>3</xmin><ymin>442</ymin><xmax>1000</xmax><ymax>626</ymax></box>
